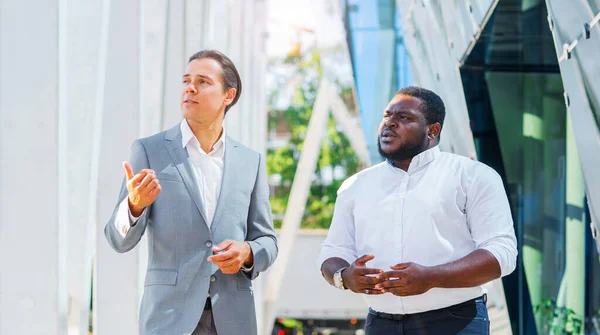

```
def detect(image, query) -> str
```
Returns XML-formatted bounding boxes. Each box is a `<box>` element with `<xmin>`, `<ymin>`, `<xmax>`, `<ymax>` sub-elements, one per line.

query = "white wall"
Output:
<box><xmin>0</xmin><ymin>0</ymin><xmax>64</xmax><ymax>333</ymax></box>
<box><xmin>0</xmin><ymin>1</ymin><xmax>269</xmax><ymax>334</ymax></box>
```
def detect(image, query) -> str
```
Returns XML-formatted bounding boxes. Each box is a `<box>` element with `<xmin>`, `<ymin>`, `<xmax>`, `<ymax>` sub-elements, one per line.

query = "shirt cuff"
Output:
<box><xmin>241</xmin><ymin>242</ymin><xmax>255</xmax><ymax>273</ymax></box>
<box><xmin>316</xmin><ymin>246</ymin><xmax>357</xmax><ymax>272</ymax></box>
<box><xmin>128</xmin><ymin>206</ymin><xmax>141</xmax><ymax>226</ymax></box>
<box><xmin>480</xmin><ymin>242</ymin><xmax>517</xmax><ymax>277</ymax></box>
<box><xmin>114</xmin><ymin>198</ymin><xmax>142</xmax><ymax>238</ymax></box>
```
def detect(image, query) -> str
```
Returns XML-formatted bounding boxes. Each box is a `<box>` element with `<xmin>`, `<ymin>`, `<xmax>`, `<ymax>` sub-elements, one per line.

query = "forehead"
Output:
<box><xmin>184</xmin><ymin>58</ymin><xmax>223</xmax><ymax>79</ymax></box>
<box><xmin>385</xmin><ymin>94</ymin><xmax>423</xmax><ymax>113</ymax></box>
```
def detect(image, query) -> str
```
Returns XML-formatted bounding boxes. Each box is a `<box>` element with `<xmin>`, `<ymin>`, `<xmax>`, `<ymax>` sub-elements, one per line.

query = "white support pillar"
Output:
<box><xmin>94</xmin><ymin>1</ymin><xmax>142</xmax><ymax>334</ymax></box>
<box><xmin>140</xmin><ymin>0</ymin><xmax>169</xmax><ymax>137</ymax></box>
<box><xmin>138</xmin><ymin>0</ymin><xmax>170</xmax><ymax>306</ymax></box>
<box><xmin>162</xmin><ymin>0</ymin><xmax>186</xmax><ymax>129</ymax></box>
<box><xmin>262</xmin><ymin>79</ymin><xmax>331</xmax><ymax>335</ymax></box>
<box><xmin>328</xmin><ymin>91</ymin><xmax>371</xmax><ymax>167</ymax></box>
<box><xmin>184</xmin><ymin>0</ymin><xmax>207</xmax><ymax>58</ymax></box>
<box><xmin>0</xmin><ymin>1</ymin><xmax>67</xmax><ymax>334</ymax></box>
<box><xmin>62</xmin><ymin>0</ymin><xmax>103</xmax><ymax>334</ymax></box>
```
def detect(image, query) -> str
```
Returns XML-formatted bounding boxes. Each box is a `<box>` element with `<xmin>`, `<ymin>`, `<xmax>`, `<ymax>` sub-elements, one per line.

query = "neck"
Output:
<box><xmin>186</xmin><ymin>118</ymin><xmax>224</xmax><ymax>153</ymax></box>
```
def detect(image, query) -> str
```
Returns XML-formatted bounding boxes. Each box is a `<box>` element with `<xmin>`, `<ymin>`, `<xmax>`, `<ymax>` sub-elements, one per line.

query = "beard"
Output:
<box><xmin>377</xmin><ymin>130</ymin><xmax>427</xmax><ymax>162</ymax></box>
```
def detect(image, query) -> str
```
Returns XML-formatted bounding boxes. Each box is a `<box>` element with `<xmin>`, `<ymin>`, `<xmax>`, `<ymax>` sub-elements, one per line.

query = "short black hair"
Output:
<box><xmin>396</xmin><ymin>86</ymin><xmax>445</xmax><ymax>129</ymax></box>
<box><xmin>188</xmin><ymin>50</ymin><xmax>242</xmax><ymax>113</ymax></box>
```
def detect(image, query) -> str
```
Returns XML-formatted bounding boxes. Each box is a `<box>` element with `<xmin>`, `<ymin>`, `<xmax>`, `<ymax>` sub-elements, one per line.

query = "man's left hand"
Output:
<box><xmin>207</xmin><ymin>240</ymin><xmax>253</xmax><ymax>274</ymax></box>
<box><xmin>374</xmin><ymin>262</ymin><xmax>436</xmax><ymax>296</ymax></box>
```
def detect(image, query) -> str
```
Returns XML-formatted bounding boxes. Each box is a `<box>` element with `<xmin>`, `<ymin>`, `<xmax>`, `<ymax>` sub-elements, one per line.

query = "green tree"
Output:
<box><xmin>266</xmin><ymin>48</ymin><xmax>363</xmax><ymax>229</ymax></box>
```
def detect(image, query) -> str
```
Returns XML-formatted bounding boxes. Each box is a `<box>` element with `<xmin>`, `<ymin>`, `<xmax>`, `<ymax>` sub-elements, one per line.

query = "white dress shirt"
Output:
<box><xmin>317</xmin><ymin>146</ymin><xmax>518</xmax><ymax>315</ymax></box>
<box><xmin>114</xmin><ymin>120</ymin><xmax>225</xmax><ymax>237</ymax></box>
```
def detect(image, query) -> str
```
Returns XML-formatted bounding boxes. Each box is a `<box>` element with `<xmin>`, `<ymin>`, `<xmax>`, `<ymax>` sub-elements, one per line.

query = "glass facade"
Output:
<box><xmin>461</xmin><ymin>1</ymin><xmax>600</xmax><ymax>333</ymax></box>
<box><xmin>343</xmin><ymin>0</ymin><xmax>600</xmax><ymax>332</ymax></box>
<box><xmin>345</xmin><ymin>0</ymin><xmax>412</xmax><ymax>164</ymax></box>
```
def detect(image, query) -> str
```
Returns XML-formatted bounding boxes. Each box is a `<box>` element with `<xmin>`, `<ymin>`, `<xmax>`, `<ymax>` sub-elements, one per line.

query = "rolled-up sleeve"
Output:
<box><xmin>317</xmin><ymin>179</ymin><xmax>358</xmax><ymax>270</ymax></box>
<box><xmin>113</xmin><ymin>198</ymin><xmax>147</xmax><ymax>238</ymax></box>
<box><xmin>466</xmin><ymin>165</ymin><xmax>518</xmax><ymax>277</ymax></box>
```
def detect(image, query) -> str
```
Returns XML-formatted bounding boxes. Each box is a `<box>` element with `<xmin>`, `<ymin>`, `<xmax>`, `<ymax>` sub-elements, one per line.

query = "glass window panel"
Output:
<box><xmin>348</xmin><ymin>0</ymin><xmax>386</xmax><ymax>29</ymax></box>
<box><xmin>483</xmin><ymin>71</ymin><xmax>569</xmax><ymax>334</ymax></box>
<box><xmin>589</xmin><ymin>0</ymin><xmax>600</xmax><ymax>13</ymax></box>
<box><xmin>587</xmin><ymin>200</ymin><xmax>600</xmax><ymax>334</ymax></box>
<box><xmin>464</xmin><ymin>0</ymin><xmax>558</xmax><ymax>68</ymax></box>
<box><xmin>586</xmin><ymin>85</ymin><xmax>600</xmax><ymax>132</ymax></box>
<box><xmin>460</xmin><ymin>0</ymin><xmax>599</xmax><ymax>332</ymax></box>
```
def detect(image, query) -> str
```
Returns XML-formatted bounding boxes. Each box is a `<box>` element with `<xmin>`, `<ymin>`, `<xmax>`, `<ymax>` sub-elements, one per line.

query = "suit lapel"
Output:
<box><xmin>210</xmin><ymin>137</ymin><xmax>239</xmax><ymax>232</ymax></box>
<box><xmin>164</xmin><ymin>125</ymin><xmax>209</xmax><ymax>226</ymax></box>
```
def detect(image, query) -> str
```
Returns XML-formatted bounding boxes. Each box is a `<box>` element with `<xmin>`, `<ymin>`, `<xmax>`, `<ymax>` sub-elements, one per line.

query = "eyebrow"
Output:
<box><xmin>384</xmin><ymin>110</ymin><xmax>412</xmax><ymax>115</ymax></box>
<box><xmin>182</xmin><ymin>74</ymin><xmax>213</xmax><ymax>81</ymax></box>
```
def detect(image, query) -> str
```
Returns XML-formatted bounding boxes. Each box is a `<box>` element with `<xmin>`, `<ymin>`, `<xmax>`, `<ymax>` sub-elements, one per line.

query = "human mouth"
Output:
<box><xmin>381</xmin><ymin>129</ymin><xmax>398</xmax><ymax>139</ymax></box>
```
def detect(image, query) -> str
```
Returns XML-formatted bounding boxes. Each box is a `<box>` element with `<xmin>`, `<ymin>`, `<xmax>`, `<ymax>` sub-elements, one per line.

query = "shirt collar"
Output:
<box><xmin>386</xmin><ymin>145</ymin><xmax>441</xmax><ymax>174</ymax></box>
<box><xmin>180</xmin><ymin>120</ymin><xmax>226</xmax><ymax>153</ymax></box>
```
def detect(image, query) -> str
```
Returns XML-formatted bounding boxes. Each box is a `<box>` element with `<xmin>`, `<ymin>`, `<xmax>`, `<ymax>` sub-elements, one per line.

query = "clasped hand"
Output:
<box><xmin>342</xmin><ymin>255</ymin><xmax>435</xmax><ymax>297</ymax></box>
<box><xmin>207</xmin><ymin>240</ymin><xmax>253</xmax><ymax>275</ymax></box>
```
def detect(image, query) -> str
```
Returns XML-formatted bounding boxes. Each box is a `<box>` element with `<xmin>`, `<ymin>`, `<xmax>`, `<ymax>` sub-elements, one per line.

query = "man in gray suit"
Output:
<box><xmin>105</xmin><ymin>50</ymin><xmax>278</xmax><ymax>335</ymax></box>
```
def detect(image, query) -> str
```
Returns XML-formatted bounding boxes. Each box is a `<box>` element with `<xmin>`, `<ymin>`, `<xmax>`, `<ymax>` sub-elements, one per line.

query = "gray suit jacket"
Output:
<box><xmin>105</xmin><ymin>124</ymin><xmax>278</xmax><ymax>335</ymax></box>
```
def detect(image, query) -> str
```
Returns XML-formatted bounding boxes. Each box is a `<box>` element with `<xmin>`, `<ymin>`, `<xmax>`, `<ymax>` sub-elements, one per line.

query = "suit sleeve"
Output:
<box><xmin>243</xmin><ymin>152</ymin><xmax>278</xmax><ymax>280</ymax></box>
<box><xmin>104</xmin><ymin>140</ymin><xmax>152</xmax><ymax>253</ymax></box>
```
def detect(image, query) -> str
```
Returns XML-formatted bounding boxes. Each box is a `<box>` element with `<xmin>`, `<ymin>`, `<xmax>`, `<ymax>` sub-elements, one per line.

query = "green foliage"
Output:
<box><xmin>534</xmin><ymin>298</ymin><xmax>583</xmax><ymax>334</ymax></box>
<box><xmin>267</xmin><ymin>48</ymin><xmax>362</xmax><ymax>229</ymax></box>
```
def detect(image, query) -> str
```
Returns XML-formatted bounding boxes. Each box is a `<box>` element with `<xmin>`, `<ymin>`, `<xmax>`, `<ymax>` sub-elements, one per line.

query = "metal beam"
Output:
<box><xmin>329</xmin><ymin>89</ymin><xmax>371</xmax><ymax>167</ymax></box>
<box><xmin>262</xmin><ymin>78</ymin><xmax>331</xmax><ymax>335</ymax></box>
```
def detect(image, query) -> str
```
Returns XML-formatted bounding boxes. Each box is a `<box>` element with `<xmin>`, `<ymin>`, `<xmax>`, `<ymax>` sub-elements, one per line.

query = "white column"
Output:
<box><xmin>63</xmin><ymin>0</ymin><xmax>103</xmax><ymax>334</ymax></box>
<box><xmin>0</xmin><ymin>0</ymin><xmax>67</xmax><ymax>334</ymax></box>
<box><xmin>94</xmin><ymin>1</ymin><xmax>142</xmax><ymax>334</ymax></box>
<box><xmin>329</xmin><ymin>91</ymin><xmax>371</xmax><ymax>166</ymax></box>
<box><xmin>137</xmin><ymin>0</ymin><xmax>171</xmax><ymax>307</ymax></box>
<box><xmin>263</xmin><ymin>79</ymin><xmax>331</xmax><ymax>335</ymax></box>
<box><xmin>185</xmin><ymin>0</ymin><xmax>206</xmax><ymax>58</ymax></box>
<box><xmin>162</xmin><ymin>0</ymin><xmax>186</xmax><ymax>129</ymax></box>
<box><xmin>254</xmin><ymin>0</ymin><xmax>269</xmax><ymax>154</ymax></box>
<box><xmin>140</xmin><ymin>0</ymin><xmax>169</xmax><ymax>136</ymax></box>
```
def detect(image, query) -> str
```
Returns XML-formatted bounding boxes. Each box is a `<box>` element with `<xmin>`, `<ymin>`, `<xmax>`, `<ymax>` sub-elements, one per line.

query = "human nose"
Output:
<box><xmin>185</xmin><ymin>83</ymin><xmax>197</xmax><ymax>94</ymax></box>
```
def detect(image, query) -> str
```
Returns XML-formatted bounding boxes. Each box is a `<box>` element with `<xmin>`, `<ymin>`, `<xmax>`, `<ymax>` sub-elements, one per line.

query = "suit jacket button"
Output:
<box><xmin>206</xmin><ymin>241</ymin><xmax>212</xmax><ymax>248</ymax></box>
<box><xmin>210</xmin><ymin>275</ymin><xmax>216</xmax><ymax>283</ymax></box>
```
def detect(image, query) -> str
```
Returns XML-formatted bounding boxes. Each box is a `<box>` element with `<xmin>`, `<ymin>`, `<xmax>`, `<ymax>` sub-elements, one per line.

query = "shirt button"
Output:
<box><xmin>206</xmin><ymin>241</ymin><xmax>212</xmax><ymax>248</ymax></box>
<box><xmin>210</xmin><ymin>275</ymin><xmax>216</xmax><ymax>283</ymax></box>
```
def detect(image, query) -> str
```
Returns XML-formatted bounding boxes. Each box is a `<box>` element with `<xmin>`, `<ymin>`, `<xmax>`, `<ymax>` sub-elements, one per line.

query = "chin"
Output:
<box><xmin>379</xmin><ymin>142</ymin><xmax>399</xmax><ymax>152</ymax></box>
<box><xmin>182</xmin><ymin>109</ymin><xmax>196</xmax><ymax>118</ymax></box>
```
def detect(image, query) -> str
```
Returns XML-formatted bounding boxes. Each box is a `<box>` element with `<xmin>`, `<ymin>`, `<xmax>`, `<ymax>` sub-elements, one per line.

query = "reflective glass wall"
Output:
<box><xmin>344</xmin><ymin>0</ymin><xmax>412</xmax><ymax>164</ymax></box>
<box><xmin>461</xmin><ymin>0</ymin><xmax>600</xmax><ymax>333</ymax></box>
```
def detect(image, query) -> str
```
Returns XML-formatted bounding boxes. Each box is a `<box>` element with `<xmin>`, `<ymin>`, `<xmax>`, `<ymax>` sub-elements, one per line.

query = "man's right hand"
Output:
<box><xmin>342</xmin><ymin>255</ymin><xmax>385</xmax><ymax>295</ymax></box>
<box><xmin>123</xmin><ymin>161</ymin><xmax>161</xmax><ymax>217</ymax></box>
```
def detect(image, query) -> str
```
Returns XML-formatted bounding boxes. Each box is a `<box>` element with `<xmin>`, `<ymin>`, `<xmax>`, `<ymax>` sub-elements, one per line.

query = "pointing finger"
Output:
<box><xmin>123</xmin><ymin>161</ymin><xmax>134</xmax><ymax>180</ymax></box>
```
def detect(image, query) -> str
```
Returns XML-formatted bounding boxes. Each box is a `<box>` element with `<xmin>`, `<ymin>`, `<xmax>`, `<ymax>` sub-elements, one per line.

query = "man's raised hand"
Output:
<box><xmin>123</xmin><ymin>161</ymin><xmax>161</xmax><ymax>216</ymax></box>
